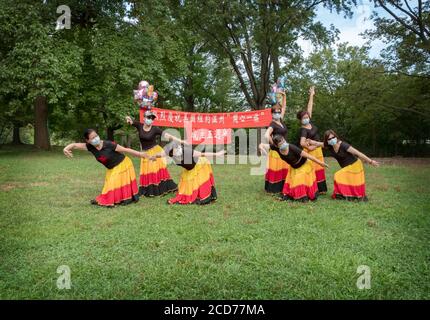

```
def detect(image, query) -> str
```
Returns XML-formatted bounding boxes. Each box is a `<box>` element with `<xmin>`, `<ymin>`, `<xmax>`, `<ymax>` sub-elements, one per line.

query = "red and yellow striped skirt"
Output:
<box><xmin>139</xmin><ymin>145</ymin><xmax>177</xmax><ymax>196</ymax></box>
<box><xmin>332</xmin><ymin>159</ymin><xmax>367</xmax><ymax>201</ymax></box>
<box><xmin>95</xmin><ymin>156</ymin><xmax>139</xmax><ymax>207</ymax></box>
<box><xmin>281</xmin><ymin>159</ymin><xmax>318</xmax><ymax>201</ymax></box>
<box><xmin>168</xmin><ymin>157</ymin><xmax>217</xmax><ymax>205</ymax></box>
<box><xmin>304</xmin><ymin>146</ymin><xmax>327</xmax><ymax>194</ymax></box>
<box><xmin>265</xmin><ymin>149</ymin><xmax>289</xmax><ymax>193</ymax></box>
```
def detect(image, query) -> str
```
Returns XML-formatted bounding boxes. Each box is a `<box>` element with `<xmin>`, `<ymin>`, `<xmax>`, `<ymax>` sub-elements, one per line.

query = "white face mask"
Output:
<box><xmin>272</xmin><ymin>112</ymin><xmax>281</xmax><ymax>120</ymax></box>
<box><xmin>144</xmin><ymin>118</ymin><xmax>153</xmax><ymax>126</ymax></box>
<box><xmin>279</xmin><ymin>141</ymin><xmax>289</xmax><ymax>151</ymax></box>
<box><xmin>302</xmin><ymin>118</ymin><xmax>310</xmax><ymax>125</ymax></box>
<box><xmin>328</xmin><ymin>137</ymin><xmax>337</xmax><ymax>146</ymax></box>
<box><xmin>90</xmin><ymin>136</ymin><xmax>101</xmax><ymax>146</ymax></box>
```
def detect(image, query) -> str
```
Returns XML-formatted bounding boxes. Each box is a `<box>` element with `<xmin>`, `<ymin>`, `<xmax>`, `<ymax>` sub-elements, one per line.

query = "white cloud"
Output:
<box><xmin>297</xmin><ymin>37</ymin><xmax>314</xmax><ymax>58</ymax></box>
<box><xmin>298</xmin><ymin>2</ymin><xmax>387</xmax><ymax>58</ymax></box>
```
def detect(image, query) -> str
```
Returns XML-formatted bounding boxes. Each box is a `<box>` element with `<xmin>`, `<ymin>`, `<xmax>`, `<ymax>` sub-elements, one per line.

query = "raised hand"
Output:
<box><xmin>63</xmin><ymin>148</ymin><xmax>73</xmax><ymax>158</ymax></box>
<box><xmin>125</xmin><ymin>116</ymin><xmax>133</xmax><ymax>125</ymax></box>
<box><xmin>309</xmin><ymin>86</ymin><xmax>315</xmax><ymax>96</ymax></box>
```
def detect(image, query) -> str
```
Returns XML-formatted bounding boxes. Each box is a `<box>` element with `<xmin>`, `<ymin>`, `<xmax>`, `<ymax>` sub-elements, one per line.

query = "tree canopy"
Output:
<box><xmin>0</xmin><ymin>0</ymin><xmax>428</xmax><ymax>156</ymax></box>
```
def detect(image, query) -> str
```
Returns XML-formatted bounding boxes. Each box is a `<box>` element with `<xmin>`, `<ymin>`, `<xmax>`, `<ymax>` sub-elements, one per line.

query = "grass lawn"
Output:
<box><xmin>0</xmin><ymin>145</ymin><xmax>429</xmax><ymax>299</ymax></box>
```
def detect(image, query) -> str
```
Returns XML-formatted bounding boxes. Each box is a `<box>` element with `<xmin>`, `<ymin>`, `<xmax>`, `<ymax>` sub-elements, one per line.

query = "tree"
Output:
<box><xmin>128</xmin><ymin>0</ymin><xmax>241</xmax><ymax>113</ymax></box>
<box><xmin>286</xmin><ymin>43</ymin><xmax>430</xmax><ymax>156</ymax></box>
<box><xmin>369</xmin><ymin>0</ymin><xmax>430</xmax><ymax>75</ymax></box>
<box><xmin>0</xmin><ymin>0</ymin><xmax>82</xmax><ymax>149</ymax></box>
<box><xmin>177</xmin><ymin>0</ymin><xmax>353</xmax><ymax>111</ymax></box>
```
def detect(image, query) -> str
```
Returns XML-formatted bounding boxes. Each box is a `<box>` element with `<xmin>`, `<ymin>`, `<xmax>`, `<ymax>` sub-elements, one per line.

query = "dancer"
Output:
<box><xmin>151</xmin><ymin>143</ymin><xmax>225</xmax><ymax>205</ymax></box>
<box><xmin>261</xmin><ymin>90</ymin><xmax>289</xmax><ymax>193</ymax></box>
<box><xmin>297</xmin><ymin>86</ymin><xmax>327</xmax><ymax>194</ymax></box>
<box><xmin>323</xmin><ymin>130</ymin><xmax>379</xmax><ymax>201</ymax></box>
<box><xmin>126</xmin><ymin>110</ymin><xmax>180</xmax><ymax>197</ymax></box>
<box><xmin>63</xmin><ymin>129</ymin><xmax>147</xmax><ymax>207</ymax></box>
<box><xmin>269</xmin><ymin>134</ymin><xmax>328</xmax><ymax>202</ymax></box>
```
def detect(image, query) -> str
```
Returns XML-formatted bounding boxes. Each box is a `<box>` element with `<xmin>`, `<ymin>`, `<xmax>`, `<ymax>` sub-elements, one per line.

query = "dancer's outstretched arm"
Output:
<box><xmin>149</xmin><ymin>150</ymin><xmax>166</xmax><ymax>161</ymax></box>
<box><xmin>300</xmin><ymin>150</ymin><xmax>328</xmax><ymax>168</ymax></box>
<box><xmin>115</xmin><ymin>144</ymin><xmax>149</xmax><ymax>159</ymax></box>
<box><xmin>346</xmin><ymin>146</ymin><xmax>380</xmax><ymax>167</ymax></box>
<box><xmin>306</xmin><ymin>138</ymin><xmax>324</xmax><ymax>149</ymax></box>
<box><xmin>63</xmin><ymin>143</ymin><xmax>87</xmax><ymax>158</ymax></box>
<box><xmin>163</xmin><ymin>132</ymin><xmax>188</xmax><ymax>145</ymax></box>
<box><xmin>193</xmin><ymin>150</ymin><xmax>226</xmax><ymax>157</ymax></box>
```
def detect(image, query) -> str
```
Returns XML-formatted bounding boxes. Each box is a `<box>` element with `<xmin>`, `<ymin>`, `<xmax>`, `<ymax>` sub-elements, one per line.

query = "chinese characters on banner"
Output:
<box><xmin>140</xmin><ymin>108</ymin><xmax>272</xmax><ymax>129</ymax></box>
<box><xmin>139</xmin><ymin>107</ymin><xmax>271</xmax><ymax>145</ymax></box>
<box><xmin>186</xmin><ymin>128</ymin><xmax>232</xmax><ymax>145</ymax></box>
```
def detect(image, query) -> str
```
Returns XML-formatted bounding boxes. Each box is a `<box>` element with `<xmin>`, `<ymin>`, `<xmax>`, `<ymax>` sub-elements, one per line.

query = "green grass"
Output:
<box><xmin>0</xmin><ymin>145</ymin><xmax>429</xmax><ymax>299</ymax></box>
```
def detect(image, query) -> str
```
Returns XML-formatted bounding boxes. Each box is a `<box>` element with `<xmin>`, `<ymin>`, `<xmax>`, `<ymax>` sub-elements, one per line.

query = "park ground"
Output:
<box><xmin>0</xmin><ymin>145</ymin><xmax>429</xmax><ymax>299</ymax></box>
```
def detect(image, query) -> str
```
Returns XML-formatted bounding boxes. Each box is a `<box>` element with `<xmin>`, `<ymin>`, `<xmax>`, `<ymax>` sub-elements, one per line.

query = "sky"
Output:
<box><xmin>298</xmin><ymin>0</ymin><xmax>391</xmax><ymax>58</ymax></box>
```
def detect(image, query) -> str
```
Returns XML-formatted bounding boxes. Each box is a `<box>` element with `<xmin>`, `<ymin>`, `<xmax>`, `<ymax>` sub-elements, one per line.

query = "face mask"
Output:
<box><xmin>90</xmin><ymin>136</ymin><xmax>101</xmax><ymax>146</ymax></box>
<box><xmin>279</xmin><ymin>142</ymin><xmax>289</xmax><ymax>151</ymax></box>
<box><xmin>272</xmin><ymin>112</ymin><xmax>281</xmax><ymax>120</ymax></box>
<box><xmin>173</xmin><ymin>146</ymin><xmax>183</xmax><ymax>158</ymax></box>
<box><xmin>302</xmin><ymin>118</ymin><xmax>310</xmax><ymax>125</ymax></box>
<box><xmin>328</xmin><ymin>137</ymin><xmax>337</xmax><ymax>146</ymax></box>
<box><xmin>144</xmin><ymin>118</ymin><xmax>153</xmax><ymax>126</ymax></box>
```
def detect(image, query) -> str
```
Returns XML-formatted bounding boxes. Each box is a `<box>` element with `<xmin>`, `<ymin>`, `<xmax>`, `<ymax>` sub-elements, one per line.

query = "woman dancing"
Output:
<box><xmin>268</xmin><ymin>134</ymin><xmax>328</xmax><ymax>202</ymax></box>
<box><xmin>261</xmin><ymin>91</ymin><xmax>290</xmax><ymax>193</ymax></box>
<box><xmin>151</xmin><ymin>143</ymin><xmax>225</xmax><ymax>205</ymax></box>
<box><xmin>63</xmin><ymin>129</ymin><xmax>147</xmax><ymax>207</ymax></box>
<box><xmin>323</xmin><ymin>130</ymin><xmax>379</xmax><ymax>201</ymax></box>
<box><xmin>297</xmin><ymin>86</ymin><xmax>327</xmax><ymax>194</ymax></box>
<box><xmin>126</xmin><ymin>110</ymin><xmax>181</xmax><ymax>197</ymax></box>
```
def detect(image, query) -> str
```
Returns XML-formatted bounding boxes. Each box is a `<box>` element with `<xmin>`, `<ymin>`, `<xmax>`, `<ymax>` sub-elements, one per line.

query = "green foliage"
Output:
<box><xmin>367</xmin><ymin>0</ymin><xmax>430</xmax><ymax>75</ymax></box>
<box><xmin>285</xmin><ymin>44</ymin><xmax>430</xmax><ymax>156</ymax></box>
<box><xmin>0</xmin><ymin>1</ymin><xmax>428</xmax><ymax>155</ymax></box>
<box><xmin>177</xmin><ymin>0</ymin><xmax>352</xmax><ymax>109</ymax></box>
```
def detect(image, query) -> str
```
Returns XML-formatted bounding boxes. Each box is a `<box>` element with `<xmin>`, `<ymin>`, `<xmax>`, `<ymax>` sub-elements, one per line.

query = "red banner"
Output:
<box><xmin>140</xmin><ymin>107</ymin><xmax>272</xmax><ymax>129</ymax></box>
<box><xmin>186</xmin><ymin>128</ymin><xmax>232</xmax><ymax>145</ymax></box>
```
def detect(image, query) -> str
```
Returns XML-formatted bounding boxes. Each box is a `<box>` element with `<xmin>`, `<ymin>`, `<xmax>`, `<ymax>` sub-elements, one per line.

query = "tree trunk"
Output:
<box><xmin>127</xmin><ymin>134</ymin><xmax>132</xmax><ymax>148</ymax></box>
<box><xmin>12</xmin><ymin>124</ymin><xmax>23</xmax><ymax>145</ymax></box>
<box><xmin>106</xmin><ymin>124</ymin><xmax>122</xmax><ymax>142</ymax></box>
<box><xmin>34</xmin><ymin>96</ymin><xmax>50</xmax><ymax>150</ymax></box>
<box><xmin>107</xmin><ymin>127</ymin><xmax>115</xmax><ymax>141</ymax></box>
<box><xmin>184</xmin><ymin>75</ymin><xmax>194</xmax><ymax>111</ymax></box>
<box><xmin>256</xmin><ymin>127</ymin><xmax>262</xmax><ymax>156</ymax></box>
<box><xmin>272</xmin><ymin>49</ymin><xmax>280</xmax><ymax>80</ymax></box>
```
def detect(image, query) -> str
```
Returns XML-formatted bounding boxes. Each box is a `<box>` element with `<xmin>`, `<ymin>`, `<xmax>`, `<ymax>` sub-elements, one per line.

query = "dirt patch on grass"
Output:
<box><xmin>373</xmin><ymin>183</ymin><xmax>390</xmax><ymax>192</ymax></box>
<box><xmin>243</xmin><ymin>218</ymin><xmax>260</xmax><ymax>225</ymax></box>
<box><xmin>375</xmin><ymin>157</ymin><xmax>430</xmax><ymax>167</ymax></box>
<box><xmin>0</xmin><ymin>181</ymin><xmax>49</xmax><ymax>191</ymax></box>
<box><xmin>0</xmin><ymin>183</ymin><xmax>18</xmax><ymax>191</ymax></box>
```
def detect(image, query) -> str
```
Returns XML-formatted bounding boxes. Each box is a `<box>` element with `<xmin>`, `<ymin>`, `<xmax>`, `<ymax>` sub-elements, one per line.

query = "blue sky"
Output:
<box><xmin>299</xmin><ymin>0</ymin><xmax>391</xmax><ymax>58</ymax></box>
